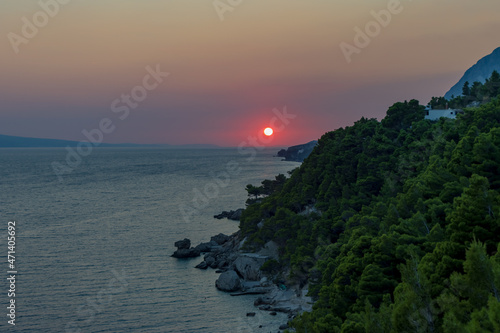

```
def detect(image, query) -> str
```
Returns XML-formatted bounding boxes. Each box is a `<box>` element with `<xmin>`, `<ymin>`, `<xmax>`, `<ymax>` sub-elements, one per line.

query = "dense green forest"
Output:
<box><xmin>239</xmin><ymin>94</ymin><xmax>500</xmax><ymax>332</ymax></box>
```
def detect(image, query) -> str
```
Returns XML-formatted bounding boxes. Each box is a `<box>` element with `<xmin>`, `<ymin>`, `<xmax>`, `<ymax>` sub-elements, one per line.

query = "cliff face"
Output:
<box><xmin>445</xmin><ymin>47</ymin><xmax>500</xmax><ymax>99</ymax></box>
<box><xmin>276</xmin><ymin>140</ymin><xmax>317</xmax><ymax>162</ymax></box>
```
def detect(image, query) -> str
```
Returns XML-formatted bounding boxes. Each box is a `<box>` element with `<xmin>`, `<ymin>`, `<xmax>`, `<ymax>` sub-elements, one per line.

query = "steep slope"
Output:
<box><xmin>445</xmin><ymin>47</ymin><xmax>500</xmax><ymax>99</ymax></box>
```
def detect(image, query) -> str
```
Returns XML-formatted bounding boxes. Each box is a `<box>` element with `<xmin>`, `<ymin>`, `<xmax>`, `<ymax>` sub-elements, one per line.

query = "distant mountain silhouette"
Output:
<box><xmin>0</xmin><ymin>134</ymin><xmax>88</xmax><ymax>148</ymax></box>
<box><xmin>445</xmin><ymin>47</ymin><xmax>500</xmax><ymax>99</ymax></box>
<box><xmin>0</xmin><ymin>134</ymin><xmax>220</xmax><ymax>149</ymax></box>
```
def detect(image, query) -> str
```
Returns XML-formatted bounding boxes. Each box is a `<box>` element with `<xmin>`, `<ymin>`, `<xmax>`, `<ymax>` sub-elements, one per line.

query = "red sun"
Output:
<box><xmin>263</xmin><ymin>127</ymin><xmax>274</xmax><ymax>136</ymax></box>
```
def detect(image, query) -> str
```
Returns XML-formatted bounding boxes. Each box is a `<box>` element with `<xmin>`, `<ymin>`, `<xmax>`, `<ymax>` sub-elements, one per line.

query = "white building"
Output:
<box><xmin>425</xmin><ymin>107</ymin><xmax>461</xmax><ymax>121</ymax></box>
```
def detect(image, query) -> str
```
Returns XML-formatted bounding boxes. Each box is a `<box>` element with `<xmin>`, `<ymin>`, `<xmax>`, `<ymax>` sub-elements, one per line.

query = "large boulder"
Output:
<box><xmin>195</xmin><ymin>261</ymin><xmax>208</xmax><ymax>269</ymax></box>
<box><xmin>205</xmin><ymin>256</ymin><xmax>216</xmax><ymax>268</ymax></box>
<box><xmin>194</xmin><ymin>241</ymin><xmax>218</xmax><ymax>253</ymax></box>
<box><xmin>215</xmin><ymin>270</ymin><xmax>241</xmax><ymax>292</ymax></box>
<box><xmin>211</xmin><ymin>233</ymin><xmax>230</xmax><ymax>245</ymax></box>
<box><xmin>233</xmin><ymin>256</ymin><xmax>265</xmax><ymax>281</ymax></box>
<box><xmin>174</xmin><ymin>238</ymin><xmax>191</xmax><ymax>250</ymax></box>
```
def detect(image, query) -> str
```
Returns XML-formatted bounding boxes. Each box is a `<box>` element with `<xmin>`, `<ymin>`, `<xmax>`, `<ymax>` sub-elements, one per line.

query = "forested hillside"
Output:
<box><xmin>239</xmin><ymin>98</ymin><xmax>500</xmax><ymax>332</ymax></box>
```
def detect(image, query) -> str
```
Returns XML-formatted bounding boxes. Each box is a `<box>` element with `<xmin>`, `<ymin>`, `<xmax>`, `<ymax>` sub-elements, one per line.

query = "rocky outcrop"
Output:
<box><xmin>233</xmin><ymin>255</ymin><xmax>267</xmax><ymax>281</ymax></box>
<box><xmin>173</xmin><ymin>231</ymin><xmax>312</xmax><ymax>331</ymax></box>
<box><xmin>210</xmin><ymin>233</ymin><xmax>231</xmax><ymax>245</ymax></box>
<box><xmin>190</xmin><ymin>234</ymin><xmax>270</xmax><ymax>289</ymax></box>
<box><xmin>172</xmin><ymin>234</ymin><xmax>234</xmax><ymax>259</ymax></box>
<box><xmin>197</xmin><ymin>240</ymin><xmax>238</xmax><ymax>271</ymax></box>
<box><xmin>171</xmin><ymin>238</ymin><xmax>200</xmax><ymax>258</ymax></box>
<box><xmin>213</xmin><ymin>208</ymin><xmax>244</xmax><ymax>221</ymax></box>
<box><xmin>215</xmin><ymin>270</ymin><xmax>241</xmax><ymax>292</ymax></box>
<box><xmin>174</xmin><ymin>238</ymin><xmax>191</xmax><ymax>249</ymax></box>
<box><xmin>173</xmin><ymin>233</ymin><xmax>234</xmax><ymax>263</ymax></box>
<box><xmin>276</xmin><ymin>140</ymin><xmax>317</xmax><ymax>162</ymax></box>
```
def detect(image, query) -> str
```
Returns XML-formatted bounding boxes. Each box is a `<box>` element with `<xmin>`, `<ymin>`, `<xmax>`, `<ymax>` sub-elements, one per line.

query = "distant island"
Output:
<box><xmin>0</xmin><ymin>134</ymin><xmax>220</xmax><ymax>149</ymax></box>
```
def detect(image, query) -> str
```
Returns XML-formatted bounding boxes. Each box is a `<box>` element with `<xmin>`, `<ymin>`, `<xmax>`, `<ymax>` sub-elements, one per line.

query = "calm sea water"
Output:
<box><xmin>0</xmin><ymin>148</ymin><xmax>299</xmax><ymax>332</ymax></box>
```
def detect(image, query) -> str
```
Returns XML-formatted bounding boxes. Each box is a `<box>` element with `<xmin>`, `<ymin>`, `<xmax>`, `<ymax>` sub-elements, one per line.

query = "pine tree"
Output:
<box><xmin>462</xmin><ymin>81</ymin><xmax>470</xmax><ymax>97</ymax></box>
<box><xmin>392</xmin><ymin>257</ymin><xmax>436</xmax><ymax>332</ymax></box>
<box><xmin>446</xmin><ymin>174</ymin><xmax>500</xmax><ymax>253</ymax></box>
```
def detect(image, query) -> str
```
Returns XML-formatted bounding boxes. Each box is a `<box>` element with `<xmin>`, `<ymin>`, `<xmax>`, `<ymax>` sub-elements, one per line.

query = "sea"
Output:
<box><xmin>0</xmin><ymin>148</ymin><xmax>300</xmax><ymax>332</ymax></box>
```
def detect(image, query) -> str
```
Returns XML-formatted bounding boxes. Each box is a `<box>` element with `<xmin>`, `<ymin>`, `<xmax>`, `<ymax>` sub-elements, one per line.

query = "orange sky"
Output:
<box><xmin>1</xmin><ymin>0</ymin><xmax>499</xmax><ymax>146</ymax></box>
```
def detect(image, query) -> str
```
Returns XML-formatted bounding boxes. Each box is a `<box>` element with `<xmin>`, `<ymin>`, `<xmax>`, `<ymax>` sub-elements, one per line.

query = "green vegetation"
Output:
<box><xmin>430</xmin><ymin>71</ymin><xmax>500</xmax><ymax>109</ymax></box>
<box><xmin>239</xmin><ymin>95</ymin><xmax>500</xmax><ymax>332</ymax></box>
<box><xmin>245</xmin><ymin>174</ymin><xmax>288</xmax><ymax>205</ymax></box>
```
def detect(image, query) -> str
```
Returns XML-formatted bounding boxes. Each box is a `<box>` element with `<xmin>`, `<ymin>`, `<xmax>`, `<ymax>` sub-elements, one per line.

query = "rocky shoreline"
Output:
<box><xmin>172</xmin><ymin>231</ymin><xmax>313</xmax><ymax>332</ymax></box>
<box><xmin>213</xmin><ymin>208</ymin><xmax>244</xmax><ymax>221</ymax></box>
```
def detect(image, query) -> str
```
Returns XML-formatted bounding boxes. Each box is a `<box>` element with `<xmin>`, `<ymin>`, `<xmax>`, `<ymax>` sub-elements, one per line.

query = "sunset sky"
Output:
<box><xmin>1</xmin><ymin>0</ymin><xmax>499</xmax><ymax>146</ymax></box>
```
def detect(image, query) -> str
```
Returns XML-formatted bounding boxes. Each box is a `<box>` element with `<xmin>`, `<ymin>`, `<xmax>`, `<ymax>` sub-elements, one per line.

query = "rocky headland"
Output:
<box><xmin>276</xmin><ymin>140</ymin><xmax>317</xmax><ymax>162</ymax></box>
